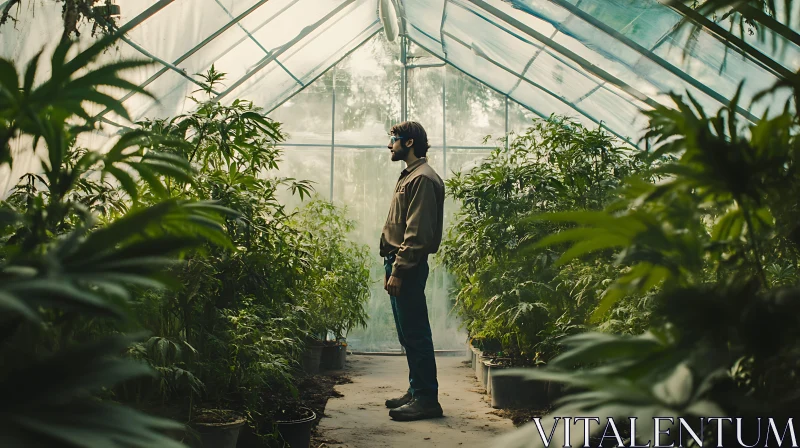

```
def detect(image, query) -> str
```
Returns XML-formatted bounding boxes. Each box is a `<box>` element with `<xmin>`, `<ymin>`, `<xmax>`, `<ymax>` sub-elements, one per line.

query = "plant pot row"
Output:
<box><xmin>181</xmin><ymin>406</ymin><xmax>318</xmax><ymax>448</ymax></box>
<box><xmin>468</xmin><ymin>341</ymin><xmax>564</xmax><ymax>410</ymax></box>
<box><xmin>301</xmin><ymin>340</ymin><xmax>348</xmax><ymax>375</ymax></box>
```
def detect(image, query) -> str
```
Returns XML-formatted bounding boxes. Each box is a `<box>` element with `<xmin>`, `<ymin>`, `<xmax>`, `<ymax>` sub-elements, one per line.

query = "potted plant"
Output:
<box><xmin>275</xmin><ymin>404</ymin><xmax>317</xmax><ymax>448</ymax></box>
<box><xmin>300</xmin><ymin>338</ymin><xmax>325</xmax><ymax>374</ymax></box>
<box><xmin>320</xmin><ymin>339</ymin><xmax>347</xmax><ymax>370</ymax></box>
<box><xmin>188</xmin><ymin>408</ymin><xmax>247</xmax><ymax>448</ymax></box>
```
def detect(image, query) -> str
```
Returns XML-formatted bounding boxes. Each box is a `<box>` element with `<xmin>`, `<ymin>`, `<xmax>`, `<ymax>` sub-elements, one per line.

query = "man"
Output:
<box><xmin>380</xmin><ymin>121</ymin><xmax>445</xmax><ymax>421</ymax></box>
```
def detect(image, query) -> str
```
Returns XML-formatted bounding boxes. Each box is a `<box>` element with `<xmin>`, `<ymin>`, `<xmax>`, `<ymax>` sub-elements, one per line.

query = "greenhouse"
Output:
<box><xmin>1</xmin><ymin>0</ymin><xmax>799</xmax><ymax>447</ymax></box>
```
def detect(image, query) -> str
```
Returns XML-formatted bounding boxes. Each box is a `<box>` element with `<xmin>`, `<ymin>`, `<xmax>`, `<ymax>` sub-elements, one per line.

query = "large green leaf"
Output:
<box><xmin>0</xmin><ymin>334</ymin><xmax>186</xmax><ymax>448</ymax></box>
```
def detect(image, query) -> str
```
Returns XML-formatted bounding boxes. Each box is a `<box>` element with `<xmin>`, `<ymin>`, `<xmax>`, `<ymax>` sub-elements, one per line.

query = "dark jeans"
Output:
<box><xmin>384</xmin><ymin>254</ymin><xmax>438</xmax><ymax>402</ymax></box>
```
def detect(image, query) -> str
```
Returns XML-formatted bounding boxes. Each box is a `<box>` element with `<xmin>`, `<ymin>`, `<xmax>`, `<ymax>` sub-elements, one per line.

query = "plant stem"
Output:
<box><xmin>741</xmin><ymin>202</ymin><xmax>768</xmax><ymax>287</ymax></box>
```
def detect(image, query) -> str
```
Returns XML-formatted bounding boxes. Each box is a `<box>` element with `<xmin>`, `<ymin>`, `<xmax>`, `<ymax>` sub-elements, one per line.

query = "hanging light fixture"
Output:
<box><xmin>379</xmin><ymin>0</ymin><xmax>399</xmax><ymax>42</ymax></box>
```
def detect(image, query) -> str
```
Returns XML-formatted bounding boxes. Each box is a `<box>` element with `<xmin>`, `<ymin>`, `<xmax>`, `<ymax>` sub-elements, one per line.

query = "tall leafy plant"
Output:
<box><xmin>495</xmin><ymin>8</ymin><xmax>800</xmax><ymax>446</ymax></box>
<box><xmin>290</xmin><ymin>196</ymin><xmax>371</xmax><ymax>342</ymax></box>
<box><xmin>440</xmin><ymin>116</ymin><xmax>654</xmax><ymax>361</ymax></box>
<box><xmin>131</xmin><ymin>67</ymin><xmax>321</xmax><ymax>440</ymax></box>
<box><xmin>0</xmin><ymin>33</ymin><xmax>232</xmax><ymax>447</ymax></box>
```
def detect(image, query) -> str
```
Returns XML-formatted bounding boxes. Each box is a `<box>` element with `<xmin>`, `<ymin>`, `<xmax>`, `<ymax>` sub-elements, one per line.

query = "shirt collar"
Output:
<box><xmin>401</xmin><ymin>157</ymin><xmax>427</xmax><ymax>176</ymax></box>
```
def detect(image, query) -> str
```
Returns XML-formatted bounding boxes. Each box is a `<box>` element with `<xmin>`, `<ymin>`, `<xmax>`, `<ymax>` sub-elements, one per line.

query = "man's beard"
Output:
<box><xmin>392</xmin><ymin>145</ymin><xmax>411</xmax><ymax>161</ymax></box>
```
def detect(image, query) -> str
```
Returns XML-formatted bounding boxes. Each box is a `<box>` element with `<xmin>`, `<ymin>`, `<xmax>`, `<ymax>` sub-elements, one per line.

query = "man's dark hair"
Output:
<box><xmin>390</xmin><ymin>121</ymin><xmax>430</xmax><ymax>158</ymax></box>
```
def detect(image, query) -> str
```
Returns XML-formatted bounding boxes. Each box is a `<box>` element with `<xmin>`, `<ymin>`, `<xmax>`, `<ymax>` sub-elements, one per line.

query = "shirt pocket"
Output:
<box><xmin>388</xmin><ymin>189</ymin><xmax>407</xmax><ymax>223</ymax></box>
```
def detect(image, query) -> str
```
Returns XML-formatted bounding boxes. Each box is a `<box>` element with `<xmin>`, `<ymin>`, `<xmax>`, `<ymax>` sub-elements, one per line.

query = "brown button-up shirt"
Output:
<box><xmin>380</xmin><ymin>157</ymin><xmax>445</xmax><ymax>279</ymax></box>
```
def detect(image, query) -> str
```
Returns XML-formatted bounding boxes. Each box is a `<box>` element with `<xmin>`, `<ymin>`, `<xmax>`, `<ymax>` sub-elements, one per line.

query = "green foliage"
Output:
<box><xmin>495</xmin><ymin>13</ymin><xmax>800</xmax><ymax>444</ymax></box>
<box><xmin>290</xmin><ymin>196</ymin><xmax>371</xmax><ymax>341</ymax></box>
<box><xmin>440</xmin><ymin>116</ymin><xmax>654</xmax><ymax>361</ymax></box>
<box><xmin>0</xmin><ymin>38</ymin><xmax>372</xmax><ymax>447</ymax></box>
<box><xmin>129</xmin><ymin>67</ymin><xmax>368</xmax><ymax>442</ymax></box>
<box><xmin>132</xmin><ymin>67</ymin><xmax>307</xmax><ymax>412</ymax></box>
<box><xmin>0</xmin><ymin>34</ymin><xmax>233</xmax><ymax>447</ymax></box>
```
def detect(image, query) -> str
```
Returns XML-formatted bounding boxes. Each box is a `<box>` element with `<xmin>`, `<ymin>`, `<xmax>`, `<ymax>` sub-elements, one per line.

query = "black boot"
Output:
<box><xmin>385</xmin><ymin>391</ymin><xmax>413</xmax><ymax>409</ymax></box>
<box><xmin>389</xmin><ymin>397</ymin><xmax>443</xmax><ymax>421</ymax></box>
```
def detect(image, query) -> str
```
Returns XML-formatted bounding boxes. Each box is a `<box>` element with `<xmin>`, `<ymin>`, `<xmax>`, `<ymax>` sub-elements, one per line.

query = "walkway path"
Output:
<box><xmin>316</xmin><ymin>354</ymin><xmax>514</xmax><ymax>448</ymax></box>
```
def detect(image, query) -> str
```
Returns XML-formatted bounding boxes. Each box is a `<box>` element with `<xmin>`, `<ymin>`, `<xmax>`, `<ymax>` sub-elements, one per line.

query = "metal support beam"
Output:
<box><xmin>120</xmin><ymin>36</ymin><xmax>217</xmax><ymax>94</ymax></box>
<box><xmin>458</xmin><ymin>0</ymin><xmax>662</xmax><ymax>111</ymax></box>
<box><xmin>280</xmin><ymin>143</ymin><xmax>497</xmax><ymax>150</ymax></box>
<box><xmin>444</xmin><ymin>30</ymin><xmax>640</xmax><ymax>148</ymax></box>
<box><xmin>407</xmin><ymin>37</ymin><xmax>562</xmax><ymax>141</ymax></box>
<box><xmin>331</xmin><ymin>65</ymin><xmax>336</xmax><ymax>202</ymax></box>
<box><xmin>213</xmin><ymin>0</ymin><xmax>304</xmax><ymax>86</ymax></box>
<box><xmin>507</xmin><ymin>30</ymin><xmax>553</xmax><ymax>98</ymax></box>
<box><xmin>517</xmin><ymin>0</ymin><xmax>758</xmax><ymax>122</ymax></box>
<box><xmin>407</xmin><ymin>63</ymin><xmax>446</xmax><ymax>68</ymax></box>
<box><xmin>116</xmin><ymin>0</ymin><xmax>175</xmax><ymax>35</ymax></box>
<box><xmin>401</xmin><ymin>35</ymin><xmax>408</xmax><ymax>122</ymax></box>
<box><xmin>442</xmin><ymin>64</ymin><xmax>447</xmax><ymax>179</ymax></box>
<box><xmin>98</xmin><ymin>0</ymin><xmax>273</xmax><ymax>116</ymax></box>
<box><xmin>265</xmin><ymin>26</ymin><xmax>381</xmax><ymax>114</ymax></box>
<box><xmin>213</xmin><ymin>0</ymin><xmax>356</xmax><ymax>102</ymax></box>
<box><xmin>504</xmin><ymin>95</ymin><xmax>509</xmax><ymax>150</ymax></box>
<box><xmin>661</xmin><ymin>0</ymin><xmax>794</xmax><ymax>80</ymax></box>
<box><xmin>440</xmin><ymin>0</ymin><xmax>449</xmax><ymax>57</ymax></box>
<box><xmin>737</xmin><ymin>3</ymin><xmax>800</xmax><ymax>48</ymax></box>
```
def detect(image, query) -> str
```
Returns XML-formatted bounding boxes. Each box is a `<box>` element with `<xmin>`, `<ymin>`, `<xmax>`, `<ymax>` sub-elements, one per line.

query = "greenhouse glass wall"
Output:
<box><xmin>1</xmin><ymin>0</ymin><xmax>798</xmax><ymax>353</ymax></box>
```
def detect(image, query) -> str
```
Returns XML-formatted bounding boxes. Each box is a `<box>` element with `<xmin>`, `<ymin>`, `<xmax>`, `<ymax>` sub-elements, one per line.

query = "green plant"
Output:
<box><xmin>440</xmin><ymin>115</ymin><xmax>654</xmax><ymax>362</ymax></box>
<box><xmin>0</xmin><ymin>33</ymin><xmax>233</xmax><ymax>447</ymax></box>
<box><xmin>494</xmin><ymin>8</ymin><xmax>800</xmax><ymax>443</ymax></box>
<box><xmin>290</xmin><ymin>196</ymin><xmax>371</xmax><ymax>341</ymax></box>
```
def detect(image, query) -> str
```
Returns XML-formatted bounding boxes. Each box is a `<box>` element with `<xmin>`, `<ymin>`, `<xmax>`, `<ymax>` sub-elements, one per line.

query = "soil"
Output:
<box><xmin>489</xmin><ymin>407</ymin><xmax>552</xmax><ymax>427</ymax></box>
<box><xmin>193</xmin><ymin>408</ymin><xmax>245</xmax><ymax>425</ymax></box>
<box><xmin>295</xmin><ymin>371</ymin><xmax>352</xmax><ymax>447</ymax></box>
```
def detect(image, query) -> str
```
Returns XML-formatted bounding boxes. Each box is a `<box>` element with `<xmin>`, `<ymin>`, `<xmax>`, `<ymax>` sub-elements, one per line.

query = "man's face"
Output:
<box><xmin>388</xmin><ymin>135</ymin><xmax>411</xmax><ymax>162</ymax></box>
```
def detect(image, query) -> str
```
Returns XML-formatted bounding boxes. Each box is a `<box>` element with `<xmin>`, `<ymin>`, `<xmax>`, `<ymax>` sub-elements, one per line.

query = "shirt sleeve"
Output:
<box><xmin>391</xmin><ymin>176</ymin><xmax>438</xmax><ymax>278</ymax></box>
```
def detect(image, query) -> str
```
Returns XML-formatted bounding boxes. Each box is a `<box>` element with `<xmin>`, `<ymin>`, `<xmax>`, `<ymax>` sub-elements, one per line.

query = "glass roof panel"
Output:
<box><xmin>408</xmin><ymin>25</ymin><xmax>446</xmax><ymax>58</ymax></box>
<box><xmin>508</xmin><ymin>0</ymin><xmax>782</xmax><ymax>121</ymax></box>
<box><xmin>2</xmin><ymin>0</ymin><xmax>796</xmax><ymax>150</ymax></box>
<box><xmin>240</xmin><ymin>0</ymin><xmax>343</xmax><ymax>51</ymax></box>
<box><xmin>333</xmin><ymin>35</ymin><xmax>402</xmax><ymax>145</ymax></box>
<box><xmin>213</xmin><ymin>0</ymin><xmax>263</xmax><ymax>16</ymax></box>
<box><xmin>577</xmin><ymin>86</ymin><xmax>650</xmax><ymax>142</ymax></box>
<box><xmin>444</xmin><ymin>1</ymin><xmax>540</xmax><ymax>75</ymax></box>
<box><xmin>222</xmin><ymin>62</ymin><xmax>300</xmax><ymax>112</ymax></box>
<box><xmin>563</xmin><ymin>0</ymin><xmax>678</xmax><ymax>48</ymax></box>
<box><xmin>123</xmin><ymin>0</ymin><xmax>241</xmax><ymax>63</ymax></box>
<box><xmin>221</xmin><ymin>0</ymin><xmax>376</xmax><ymax>112</ymax></box>
<box><xmin>282</xmin><ymin>0</ymin><xmax>379</xmax><ymax>83</ymax></box>
<box><xmin>404</xmin><ymin>0</ymin><xmax>447</xmax><ymax>46</ymax></box>
<box><xmin>125</xmin><ymin>70</ymin><xmax>195</xmax><ymax>121</ymax></box>
<box><xmin>521</xmin><ymin>49</ymin><xmax>599</xmax><ymax>103</ymax></box>
<box><xmin>438</xmin><ymin>33</ymin><xmax>520</xmax><ymax>93</ymax></box>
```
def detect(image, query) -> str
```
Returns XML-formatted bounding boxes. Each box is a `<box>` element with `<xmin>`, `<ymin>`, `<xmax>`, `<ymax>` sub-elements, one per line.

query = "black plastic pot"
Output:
<box><xmin>189</xmin><ymin>415</ymin><xmax>246</xmax><ymax>448</ymax></box>
<box><xmin>320</xmin><ymin>343</ymin><xmax>346</xmax><ymax>370</ymax></box>
<box><xmin>490</xmin><ymin>371</ymin><xmax>550</xmax><ymax>409</ymax></box>
<box><xmin>490</xmin><ymin>370</ymin><xmax>522</xmax><ymax>408</ymax></box>
<box><xmin>301</xmin><ymin>344</ymin><xmax>323</xmax><ymax>374</ymax></box>
<box><xmin>276</xmin><ymin>408</ymin><xmax>316</xmax><ymax>448</ymax></box>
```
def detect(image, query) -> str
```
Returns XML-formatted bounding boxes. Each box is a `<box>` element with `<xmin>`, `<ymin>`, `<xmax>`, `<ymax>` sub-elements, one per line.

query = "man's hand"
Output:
<box><xmin>386</xmin><ymin>275</ymin><xmax>403</xmax><ymax>297</ymax></box>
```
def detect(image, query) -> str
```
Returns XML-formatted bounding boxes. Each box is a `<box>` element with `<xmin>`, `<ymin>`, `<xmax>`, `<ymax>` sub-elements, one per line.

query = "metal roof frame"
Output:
<box><xmin>82</xmin><ymin>0</ymin><xmax>798</xmax><ymax>140</ymax></box>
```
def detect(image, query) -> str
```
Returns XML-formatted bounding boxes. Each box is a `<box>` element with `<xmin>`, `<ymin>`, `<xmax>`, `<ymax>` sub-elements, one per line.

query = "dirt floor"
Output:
<box><xmin>312</xmin><ymin>354</ymin><xmax>514</xmax><ymax>448</ymax></box>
